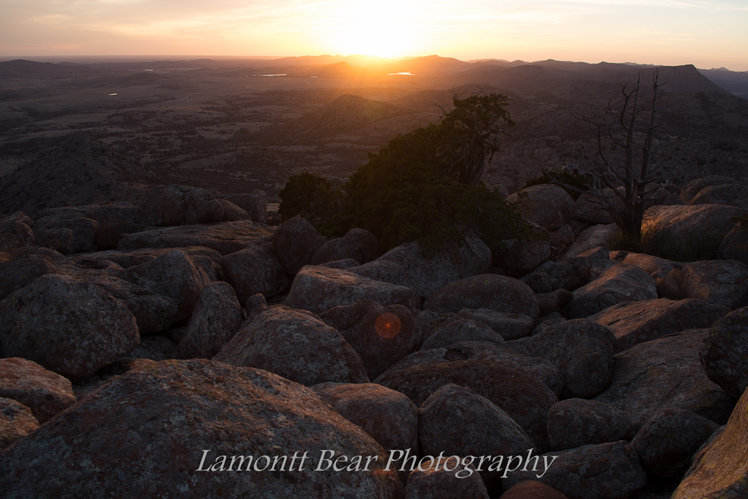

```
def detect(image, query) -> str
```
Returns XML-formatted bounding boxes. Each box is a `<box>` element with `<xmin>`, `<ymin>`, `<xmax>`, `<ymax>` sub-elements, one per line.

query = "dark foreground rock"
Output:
<box><xmin>0</xmin><ymin>275</ymin><xmax>139</xmax><ymax>380</ymax></box>
<box><xmin>0</xmin><ymin>358</ymin><xmax>77</xmax><ymax>424</ymax></box>
<box><xmin>0</xmin><ymin>360</ymin><xmax>403</xmax><ymax>498</ymax></box>
<box><xmin>0</xmin><ymin>397</ymin><xmax>39</xmax><ymax>450</ymax></box>
<box><xmin>699</xmin><ymin>306</ymin><xmax>748</xmax><ymax>398</ymax></box>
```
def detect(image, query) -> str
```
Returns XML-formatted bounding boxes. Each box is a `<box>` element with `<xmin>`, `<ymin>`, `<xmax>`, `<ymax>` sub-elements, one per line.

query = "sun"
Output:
<box><xmin>329</xmin><ymin>0</ymin><xmax>419</xmax><ymax>58</ymax></box>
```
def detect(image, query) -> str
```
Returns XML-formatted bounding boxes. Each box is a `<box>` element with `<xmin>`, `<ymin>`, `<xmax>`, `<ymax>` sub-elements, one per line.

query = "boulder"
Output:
<box><xmin>0</xmin><ymin>358</ymin><xmax>77</xmax><ymax>424</ymax></box>
<box><xmin>0</xmin><ymin>360</ymin><xmax>403</xmax><ymax>498</ymax></box>
<box><xmin>34</xmin><ymin>214</ymin><xmax>98</xmax><ymax>253</ymax></box>
<box><xmin>120</xmin><ymin>249</ymin><xmax>212</xmax><ymax>321</ymax></box>
<box><xmin>82</xmin><ymin>275</ymin><xmax>179</xmax><ymax>335</ymax></box>
<box><xmin>0</xmin><ymin>212</ymin><xmax>34</xmax><ymax>252</ymax></box>
<box><xmin>0</xmin><ymin>398</ymin><xmax>39</xmax><ymax>450</ymax></box>
<box><xmin>610</xmin><ymin>250</ymin><xmax>679</xmax><ymax>297</ymax></box>
<box><xmin>312</xmin><ymin>382</ymin><xmax>418</xmax><ymax>452</ymax></box>
<box><xmin>419</xmin><ymin>383</ymin><xmax>535</xmax><ymax>486</ymax></box>
<box><xmin>508</xmin><ymin>319</ymin><xmax>616</xmax><ymax>398</ymax></box>
<box><xmin>272</xmin><ymin>216</ymin><xmax>326</xmax><ymax>275</ymax></box>
<box><xmin>224</xmin><ymin>190</ymin><xmax>267</xmax><ymax>223</ymax></box>
<box><xmin>0</xmin><ymin>254</ymin><xmax>58</xmax><ymax>300</ymax></box>
<box><xmin>285</xmin><ymin>266</ymin><xmax>418</xmax><ymax>314</ymax></box>
<box><xmin>319</xmin><ymin>258</ymin><xmax>361</xmax><ymax>269</ymax></box>
<box><xmin>118</xmin><ymin>220</ymin><xmax>274</xmax><ymax>255</ymax></box>
<box><xmin>717</xmin><ymin>223</ymin><xmax>748</xmax><ymax>265</ymax></box>
<box><xmin>126</xmin><ymin>336</ymin><xmax>177</xmax><ymax>361</ymax></box>
<box><xmin>319</xmin><ymin>301</ymin><xmax>417</xmax><ymax>380</ymax></box>
<box><xmin>421</xmin><ymin>319</ymin><xmax>506</xmax><ymax>351</ymax></box>
<box><xmin>347</xmin><ymin>260</ymin><xmax>417</xmax><ymax>289</ymax></box>
<box><xmin>375</xmin><ymin>354</ymin><xmax>557</xmax><ymax>451</ymax></box>
<box><xmin>547</xmin><ymin>398</ymin><xmax>631</xmax><ymax>451</ymax></box>
<box><xmin>495</xmin><ymin>237</ymin><xmax>552</xmax><ymax>277</ymax></box>
<box><xmin>680</xmin><ymin>176</ymin><xmax>736</xmax><ymax>204</ymax></box>
<box><xmin>590</xmin><ymin>298</ymin><xmax>730</xmax><ymax>351</ymax></box>
<box><xmin>594</xmin><ymin>330</ymin><xmax>735</xmax><ymax>432</ymax></box>
<box><xmin>94</xmin><ymin>218</ymin><xmax>144</xmax><ymax>250</ymax></box>
<box><xmin>503</xmin><ymin>441</ymin><xmax>647</xmax><ymax>499</ymax></box>
<box><xmin>423</xmin><ymin>274</ymin><xmax>539</xmax><ymax>322</ymax></box>
<box><xmin>561</xmin><ymin>223</ymin><xmax>617</xmax><ymax>259</ymax></box>
<box><xmin>563</xmin><ymin>264</ymin><xmax>657</xmax><ymax>319</ymax></box>
<box><xmin>688</xmin><ymin>183</ymin><xmax>748</xmax><ymax>208</ymax></box>
<box><xmin>700</xmin><ymin>306</ymin><xmax>748</xmax><ymax>398</ymax></box>
<box><xmin>456</xmin><ymin>309</ymin><xmax>534</xmax><ymax>340</ymax></box>
<box><xmin>405</xmin><ymin>460</ymin><xmax>490</xmax><ymax>499</ymax></box>
<box><xmin>33</xmin><ymin>227</ymin><xmax>75</xmax><ymax>254</ymax></box>
<box><xmin>311</xmin><ymin>228</ymin><xmax>381</xmax><ymax>266</ymax></box>
<box><xmin>0</xmin><ymin>275</ymin><xmax>139</xmax><ymax>380</ymax></box>
<box><xmin>506</xmin><ymin>185</ymin><xmax>576</xmax><ymax>230</ymax></box>
<box><xmin>222</xmin><ymin>244</ymin><xmax>290</xmax><ymax>301</ymax></box>
<box><xmin>137</xmin><ymin>184</ymin><xmax>185</xmax><ymax>226</ymax></box>
<box><xmin>537</xmin><ymin>289</ymin><xmax>574</xmax><ymax>317</ymax></box>
<box><xmin>642</xmin><ymin>204</ymin><xmax>743</xmax><ymax>247</ymax></box>
<box><xmin>672</xmin><ymin>387</ymin><xmax>748</xmax><ymax>499</ymax></box>
<box><xmin>177</xmin><ymin>282</ymin><xmax>244</xmax><ymax>359</ymax></box>
<box><xmin>501</xmin><ymin>481</ymin><xmax>569</xmax><ymax>499</ymax></box>
<box><xmin>214</xmin><ymin>306</ymin><xmax>368</xmax><ymax>385</ymax></box>
<box><xmin>217</xmin><ymin>199</ymin><xmax>250</xmax><ymax>221</ymax></box>
<box><xmin>377</xmin><ymin>237</ymin><xmax>492</xmax><ymax>299</ymax></box>
<box><xmin>663</xmin><ymin>260</ymin><xmax>748</xmax><ymax>309</ymax></box>
<box><xmin>182</xmin><ymin>188</ymin><xmax>224</xmax><ymax>224</ymax></box>
<box><xmin>632</xmin><ymin>408</ymin><xmax>719</xmax><ymax>479</ymax></box>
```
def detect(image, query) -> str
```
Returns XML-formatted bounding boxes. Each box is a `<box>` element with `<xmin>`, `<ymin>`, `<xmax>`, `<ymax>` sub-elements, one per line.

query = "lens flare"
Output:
<box><xmin>375</xmin><ymin>312</ymin><xmax>401</xmax><ymax>339</ymax></box>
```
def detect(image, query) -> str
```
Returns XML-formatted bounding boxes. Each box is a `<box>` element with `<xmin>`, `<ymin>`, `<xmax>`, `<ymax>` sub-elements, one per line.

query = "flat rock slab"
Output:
<box><xmin>590</xmin><ymin>298</ymin><xmax>730</xmax><ymax>351</ymax></box>
<box><xmin>594</xmin><ymin>330</ymin><xmax>735</xmax><ymax>433</ymax></box>
<box><xmin>0</xmin><ymin>360</ymin><xmax>403</xmax><ymax>499</ymax></box>
<box><xmin>285</xmin><ymin>266</ymin><xmax>418</xmax><ymax>314</ymax></box>
<box><xmin>117</xmin><ymin>220</ymin><xmax>274</xmax><ymax>255</ymax></box>
<box><xmin>673</xmin><ymin>387</ymin><xmax>748</xmax><ymax>499</ymax></box>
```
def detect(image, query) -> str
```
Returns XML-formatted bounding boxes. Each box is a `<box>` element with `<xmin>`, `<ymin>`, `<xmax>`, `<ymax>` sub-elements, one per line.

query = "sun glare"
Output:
<box><xmin>329</xmin><ymin>0</ymin><xmax>418</xmax><ymax>58</ymax></box>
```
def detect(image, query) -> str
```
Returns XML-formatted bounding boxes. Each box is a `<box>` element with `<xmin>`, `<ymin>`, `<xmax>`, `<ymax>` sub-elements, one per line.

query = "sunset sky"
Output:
<box><xmin>1</xmin><ymin>0</ymin><xmax>746</xmax><ymax>70</ymax></box>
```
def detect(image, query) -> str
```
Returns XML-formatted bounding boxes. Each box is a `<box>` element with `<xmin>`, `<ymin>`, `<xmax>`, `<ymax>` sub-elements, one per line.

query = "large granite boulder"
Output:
<box><xmin>319</xmin><ymin>301</ymin><xmax>417</xmax><ymax>379</ymax></box>
<box><xmin>423</xmin><ymin>274</ymin><xmax>539</xmax><ymax>321</ymax></box>
<box><xmin>0</xmin><ymin>275</ymin><xmax>139</xmax><ymax>380</ymax></box>
<box><xmin>688</xmin><ymin>183</ymin><xmax>748</xmax><ymax>208</ymax></box>
<box><xmin>0</xmin><ymin>254</ymin><xmax>58</xmax><ymax>301</ymax></box>
<box><xmin>509</xmin><ymin>319</ymin><xmax>616</xmax><ymax>398</ymax></box>
<box><xmin>375</xmin><ymin>352</ymin><xmax>557</xmax><ymax>451</ymax></box>
<box><xmin>0</xmin><ymin>360</ymin><xmax>403</xmax><ymax>498</ymax></box>
<box><xmin>680</xmin><ymin>176</ymin><xmax>736</xmax><ymax>204</ymax></box>
<box><xmin>120</xmin><ymin>249</ymin><xmax>212</xmax><ymax>321</ymax></box>
<box><xmin>495</xmin><ymin>237</ymin><xmax>552</xmax><ymax>277</ymax></box>
<box><xmin>503</xmin><ymin>441</ymin><xmax>647</xmax><ymax>499</ymax></box>
<box><xmin>641</xmin><ymin>204</ymin><xmax>743</xmax><ymax>246</ymax></box>
<box><xmin>0</xmin><ymin>358</ymin><xmax>77</xmax><ymax>423</ymax></box>
<box><xmin>222</xmin><ymin>244</ymin><xmax>290</xmax><ymax>301</ymax></box>
<box><xmin>561</xmin><ymin>224</ymin><xmax>617</xmax><ymax>259</ymax></box>
<box><xmin>405</xmin><ymin>460</ymin><xmax>489</xmax><ymax>499</ymax></box>
<box><xmin>311</xmin><ymin>228</ymin><xmax>381</xmax><ymax>266</ymax></box>
<box><xmin>595</xmin><ymin>330</ymin><xmax>735</xmax><ymax>432</ymax></box>
<box><xmin>590</xmin><ymin>298</ymin><xmax>730</xmax><ymax>351</ymax></box>
<box><xmin>506</xmin><ymin>184</ymin><xmax>576</xmax><ymax>230</ymax></box>
<box><xmin>663</xmin><ymin>260</ymin><xmax>748</xmax><ymax>309</ymax></box>
<box><xmin>177</xmin><ymin>281</ymin><xmax>244</xmax><ymax>360</ymax></box>
<box><xmin>312</xmin><ymin>382</ymin><xmax>418</xmax><ymax>452</ymax></box>
<box><xmin>272</xmin><ymin>216</ymin><xmax>326</xmax><ymax>275</ymax></box>
<box><xmin>632</xmin><ymin>408</ymin><xmax>719</xmax><ymax>479</ymax></box>
<box><xmin>376</xmin><ymin>237</ymin><xmax>492</xmax><ymax>299</ymax></box>
<box><xmin>456</xmin><ymin>309</ymin><xmax>534</xmax><ymax>340</ymax></box>
<box><xmin>421</xmin><ymin>318</ymin><xmax>506</xmax><ymax>351</ymax></box>
<box><xmin>214</xmin><ymin>306</ymin><xmax>368</xmax><ymax>385</ymax></box>
<box><xmin>419</xmin><ymin>383</ymin><xmax>535</xmax><ymax>486</ymax></box>
<box><xmin>672</xmin><ymin>386</ymin><xmax>748</xmax><ymax>498</ymax></box>
<box><xmin>700</xmin><ymin>306</ymin><xmax>748</xmax><ymax>398</ymax></box>
<box><xmin>0</xmin><ymin>212</ymin><xmax>34</xmax><ymax>252</ymax></box>
<box><xmin>717</xmin><ymin>223</ymin><xmax>748</xmax><ymax>265</ymax></box>
<box><xmin>563</xmin><ymin>264</ymin><xmax>657</xmax><ymax>319</ymax></box>
<box><xmin>224</xmin><ymin>190</ymin><xmax>268</xmax><ymax>224</ymax></box>
<box><xmin>0</xmin><ymin>397</ymin><xmax>39</xmax><ymax>450</ymax></box>
<box><xmin>285</xmin><ymin>266</ymin><xmax>418</xmax><ymax>314</ymax></box>
<box><xmin>547</xmin><ymin>398</ymin><xmax>631</xmax><ymax>452</ymax></box>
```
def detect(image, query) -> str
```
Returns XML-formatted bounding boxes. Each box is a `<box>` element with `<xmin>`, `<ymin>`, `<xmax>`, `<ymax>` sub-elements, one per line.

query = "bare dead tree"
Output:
<box><xmin>546</xmin><ymin>69</ymin><xmax>664</xmax><ymax>238</ymax></box>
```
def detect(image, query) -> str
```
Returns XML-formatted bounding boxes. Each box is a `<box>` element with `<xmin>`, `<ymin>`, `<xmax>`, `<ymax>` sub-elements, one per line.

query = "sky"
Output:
<box><xmin>1</xmin><ymin>0</ymin><xmax>747</xmax><ymax>70</ymax></box>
